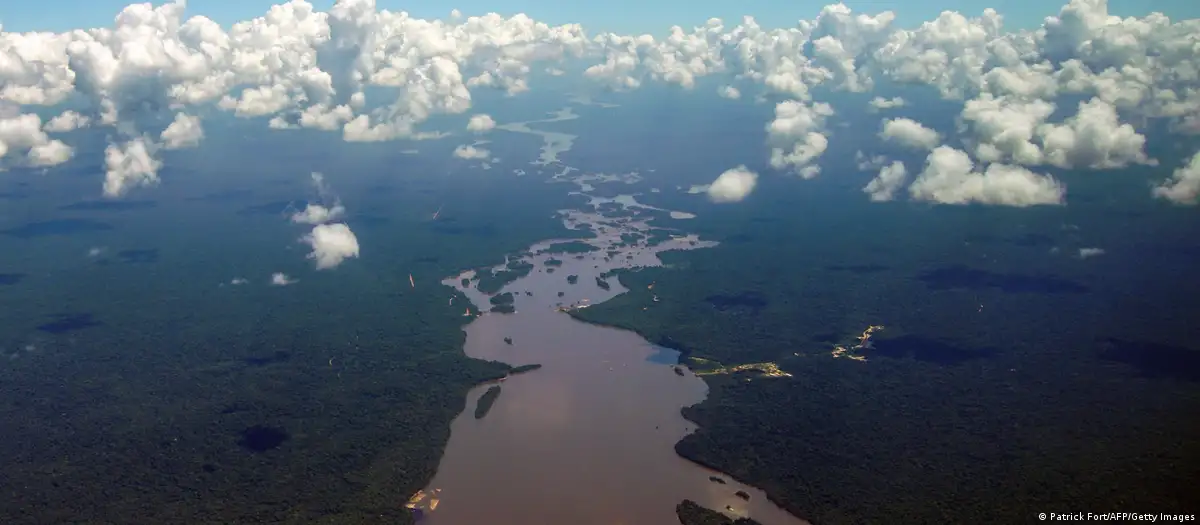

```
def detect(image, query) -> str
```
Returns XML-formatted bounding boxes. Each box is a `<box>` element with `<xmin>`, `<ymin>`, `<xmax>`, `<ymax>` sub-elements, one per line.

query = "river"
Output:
<box><xmin>405</xmin><ymin>199</ymin><xmax>810</xmax><ymax>524</ymax></box>
<box><xmin>402</xmin><ymin>102</ymin><xmax>809</xmax><ymax>524</ymax></box>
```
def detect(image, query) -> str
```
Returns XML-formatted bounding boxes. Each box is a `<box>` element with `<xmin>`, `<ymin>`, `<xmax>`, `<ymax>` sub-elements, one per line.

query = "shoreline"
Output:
<box><xmin>567</xmin><ymin>291</ymin><xmax>815</xmax><ymax>523</ymax></box>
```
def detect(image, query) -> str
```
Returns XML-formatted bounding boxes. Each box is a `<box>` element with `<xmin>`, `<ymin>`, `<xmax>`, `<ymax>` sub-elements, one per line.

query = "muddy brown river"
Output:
<box><xmin>406</xmin><ymin>202</ymin><xmax>810</xmax><ymax>525</ymax></box>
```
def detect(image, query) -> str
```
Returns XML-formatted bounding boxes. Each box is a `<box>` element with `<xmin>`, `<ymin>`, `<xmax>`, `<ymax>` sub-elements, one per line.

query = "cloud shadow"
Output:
<box><xmin>917</xmin><ymin>265</ymin><xmax>1089</xmax><ymax>294</ymax></box>
<box><xmin>1097</xmin><ymin>338</ymin><xmax>1200</xmax><ymax>382</ymax></box>
<box><xmin>2</xmin><ymin>219</ymin><xmax>115</xmax><ymax>239</ymax></box>
<box><xmin>59</xmin><ymin>200</ymin><xmax>157</xmax><ymax>212</ymax></box>
<box><xmin>37</xmin><ymin>313</ymin><xmax>102</xmax><ymax>334</ymax></box>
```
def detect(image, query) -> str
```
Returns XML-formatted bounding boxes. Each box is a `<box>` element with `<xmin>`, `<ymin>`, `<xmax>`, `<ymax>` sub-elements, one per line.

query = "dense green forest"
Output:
<box><xmin>572</xmin><ymin>181</ymin><xmax>1200</xmax><ymax>524</ymax></box>
<box><xmin>676</xmin><ymin>500</ymin><xmax>764</xmax><ymax>525</ymax></box>
<box><xmin>4</xmin><ymin>82</ymin><xmax>1199</xmax><ymax>525</ymax></box>
<box><xmin>0</xmin><ymin>134</ymin><xmax>591</xmax><ymax>524</ymax></box>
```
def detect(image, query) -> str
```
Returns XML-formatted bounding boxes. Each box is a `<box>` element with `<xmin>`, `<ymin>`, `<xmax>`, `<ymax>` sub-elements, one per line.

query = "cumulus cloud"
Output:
<box><xmin>960</xmin><ymin>94</ymin><xmax>1056</xmax><ymax>165</ymax></box>
<box><xmin>767</xmin><ymin>101</ymin><xmax>833</xmax><ymax>178</ymax></box>
<box><xmin>1037</xmin><ymin>98</ymin><xmax>1155</xmax><ymax>169</ymax></box>
<box><xmin>103</xmin><ymin>138</ymin><xmax>161</xmax><ymax>197</ymax></box>
<box><xmin>908</xmin><ymin>146</ymin><xmax>1066</xmax><ymax>206</ymax></box>
<box><xmin>291</xmin><ymin>171</ymin><xmax>345</xmax><ymax>223</ymax></box>
<box><xmin>573</xmin><ymin>0</ymin><xmax>1197</xmax><ymax>184</ymax></box>
<box><xmin>718</xmin><ymin>86</ymin><xmax>741</xmax><ymax>99</ymax></box>
<box><xmin>44</xmin><ymin>111</ymin><xmax>91</xmax><ymax>132</ymax></box>
<box><xmin>880</xmin><ymin>118</ymin><xmax>940</xmax><ymax>151</ymax></box>
<box><xmin>707</xmin><ymin>165</ymin><xmax>758</xmax><ymax>203</ymax></box>
<box><xmin>1</xmin><ymin>0</ymin><xmax>591</xmax><ymax>190</ymax></box>
<box><xmin>453</xmin><ymin>144</ymin><xmax>491</xmax><ymax>160</ymax></box>
<box><xmin>1153</xmin><ymin>151</ymin><xmax>1200</xmax><ymax>205</ymax></box>
<box><xmin>302</xmin><ymin>223</ymin><xmax>360</xmax><ymax>270</ymax></box>
<box><xmin>863</xmin><ymin>160</ymin><xmax>908</xmax><ymax>202</ymax></box>
<box><xmin>869</xmin><ymin>96</ymin><xmax>906</xmax><ymax>110</ymax></box>
<box><xmin>270</xmin><ymin>273</ymin><xmax>296</xmax><ymax>286</ymax></box>
<box><xmin>0</xmin><ymin>110</ymin><xmax>74</xmax><ymax>167</ymax></box>
<box><xmin>160</xmin><ymin>113</ymin><xmax>204</xmax><ymax>149</ymax></box>
<box><xmin>291</xmin><ymin>203</ymin><xmax>346</xmax><ymax>224</ymax></box>
<box><xmin>466</xmin><ymin>114</ymin><xmax>496</xmax><ymax>132</ymax></box>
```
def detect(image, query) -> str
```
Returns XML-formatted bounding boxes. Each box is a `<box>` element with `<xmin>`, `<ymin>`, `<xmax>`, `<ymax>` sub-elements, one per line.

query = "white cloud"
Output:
<box><xmin>44</xmin><ymin>111</ymin><xmax>91</xmax><ymax>132</ymax></box>
<box><xmin>908</xmin><ymin>146</ymin><xmax>1065</xmax><ymax>207</ymax></box>
<box><xmin>573</xmin><ymin>0</ymin><xmax>1197</xmax><ymax>180</ymax></box>
<box><xmin>960</xmin><ymin>94</ymin><xmax>1055</xmax><ymax>165</ymax></box>
<box><xmin>28</xmin><ymin>140</ymin><xmax>74</xmax><ymax>166</ymax></box>
<box><xmin>767</xmin><ymin>100</ymin><xmax>833</xmax><ymax>178</ymax></box>
<box><xmin>291</xmin><ymin>171</ymin><xmax>346</xmax><ymax>223</ymax></box>
<box><xmin>270</xmin><ymin>273</ymin><xmax>296</xmax><ymax>286</ymax></box>
<box><xmin>2</xmin><ymin>0</ymin><xmax>592</xmax><ymax>191</ymax></box>
<box><xmin>1153</xmin><ymin>151</ymin><xmax>1200</xmax><ymax>205</ymax></box>
<box><xmin>230</xmin><ymin>277</ymin><xmax>249</xmax><ymax>285</ymax></box>
<box><xmin>863</xmin><ymin>161</ymin><xmax>908</xmax><ymax>202</ymax></box>
<box><xmin>707</xmin><ymin>165</ymin><xmax>758</xmax><ymax>203</ymax></box>
<box><xmin>219</xmin><ymin>85</ymin><xmax>294</xmax><ymax>118</ymax></box>
<box><xmin>0</xmin><ymin>111</ymin><xmax>74</xmax><ymax>167</ymax></box>
<box><xmin>879</xmin><ymin>118</ymin><xmax>940</xmax><ymax>151</ymax></box>
<box><xmin>718</xmin><ymin>86</ymin><xmax>741</xmax><ymax>99</ymax></box>
<box><xmin>1037</xmin><ymin>98</ymin><xmax>1154</xmax><ymax>169</ymax></box>
<box><xmin>301</xmin><ymin>223</ymin><xmax>360</xmax><ymax>270</ymax></box>
<box><xmin>453</xmin><ymin>144</ymin><xmax>491</xmax><ymax>160</ymax></box>
<box><xmin>467</xmin><ymin>114</ymin><xmax>496</xmax><ymax>132</ymax></box>
<box><xmin>160</xmin><ymin>113</ymin><xmax>204</xmax><ymax>149</ymax></box>
<box><xmin>103</xmin><ymin>138</ymin><xmax>161</xmax><ymax>197</ymax></box>
<box><xmin>869</xmin><ymin>96</ymin><xmax>906</xmax><ymax>110</ymax></box>
<box><xmin>291</xmin><ymin>203</ymin><xmax>346</xmax><ymax>225</ymax></box>
<box><xmin>1078</xmin><ymin>247</ymin><xmax>1105</xmax><ymax>259</ymax></box>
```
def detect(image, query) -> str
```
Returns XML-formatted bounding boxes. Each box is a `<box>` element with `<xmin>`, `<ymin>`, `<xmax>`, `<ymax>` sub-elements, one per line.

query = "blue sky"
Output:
<box><xmin>2</xmin><ymin>0</ymin><xmax>1198</xmax><ymax>35</ymax></box>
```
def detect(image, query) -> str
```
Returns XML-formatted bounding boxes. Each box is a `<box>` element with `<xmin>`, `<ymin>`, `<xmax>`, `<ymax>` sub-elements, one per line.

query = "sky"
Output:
<box><xmin>2</xmin><ymin>0</ymin><xmax>1199</xmax><ymax>35</ymax></box>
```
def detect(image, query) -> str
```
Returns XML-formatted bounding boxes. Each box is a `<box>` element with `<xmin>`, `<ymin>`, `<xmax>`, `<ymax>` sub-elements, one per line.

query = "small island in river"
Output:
<box><xmin>509</xmin><ymin>363</ymin><xmax>542</xmax><ymax>375</ymax></box>
<box><xmin>474</xmin><ymin>386</ymin><xmax>502</xmax><ymax>419</ymax></box>
<box><xmin>477</xmin><ymin>262</ymin><xmax>535</xmax><ymax>294</ymax></box>
<box><xmin>539</xmin><ymin>240</ymin><xmax>599</xmax><ymax>255</ymax></box>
